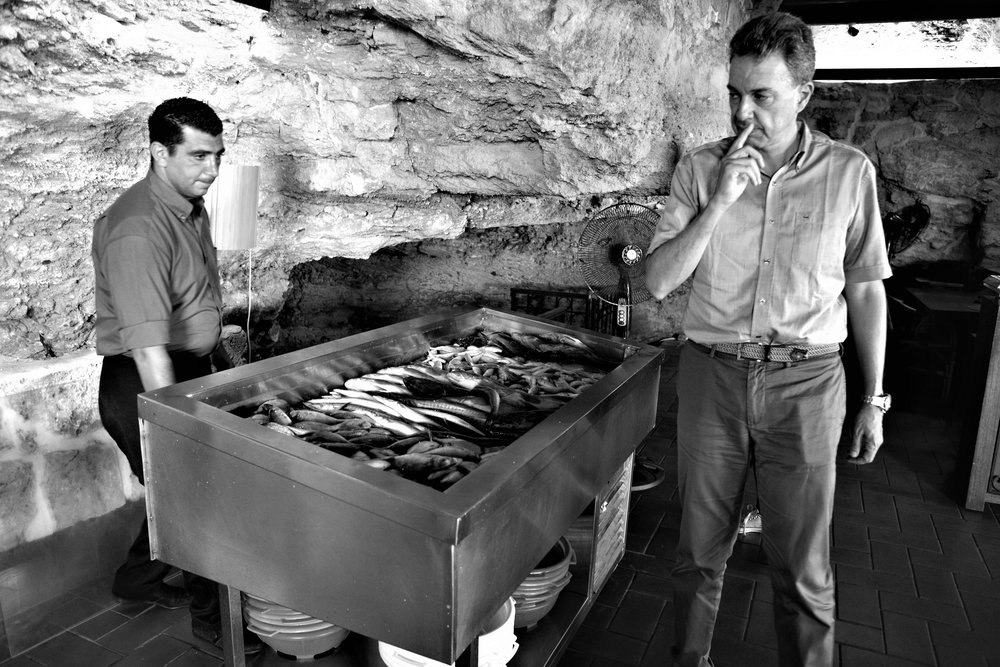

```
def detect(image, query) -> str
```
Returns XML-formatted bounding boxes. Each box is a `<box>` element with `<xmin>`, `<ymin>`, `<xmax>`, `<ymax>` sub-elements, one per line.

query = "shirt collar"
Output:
<box><xmin>790</xmin><ymin>120</ymin><xmax>811</xmax><ymax>170</ymax></box>
<box><xmin>146</xmin><ymin>169</ymin><xmax>204</xmax><ymax>221</ymax></box>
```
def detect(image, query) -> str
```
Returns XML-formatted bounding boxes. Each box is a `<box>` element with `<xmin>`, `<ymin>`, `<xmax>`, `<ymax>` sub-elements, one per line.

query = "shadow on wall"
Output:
<box><xmin>262</xmin><ymin>222</ymin><xmax>680</xmax><ymax>357</ymax></box>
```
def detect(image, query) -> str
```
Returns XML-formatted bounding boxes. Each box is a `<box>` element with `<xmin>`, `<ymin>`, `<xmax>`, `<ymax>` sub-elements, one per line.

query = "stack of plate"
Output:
<box><xmin>243</xmin><ymin>593</ymin><xmax>350</xmax><ymax>659</ymax></box>
<box><xmin>512</xmin><ymin>537</ymin><xmax>574</xmax><ymax>629</ymax></box>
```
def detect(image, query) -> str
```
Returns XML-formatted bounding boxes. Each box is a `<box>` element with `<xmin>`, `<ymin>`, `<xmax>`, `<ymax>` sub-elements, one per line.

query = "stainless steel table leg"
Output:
<box><xmin>221</xmin><ymin>584</ymin><xmax>245</xmax><ymax>667</ymax></box>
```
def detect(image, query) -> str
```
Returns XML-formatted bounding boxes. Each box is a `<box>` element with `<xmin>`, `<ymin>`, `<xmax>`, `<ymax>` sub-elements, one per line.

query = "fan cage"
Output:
<box><xmin>577</xmin><ymin>203</ymin><xmax>659</xmax><ymax>306</ymax></box>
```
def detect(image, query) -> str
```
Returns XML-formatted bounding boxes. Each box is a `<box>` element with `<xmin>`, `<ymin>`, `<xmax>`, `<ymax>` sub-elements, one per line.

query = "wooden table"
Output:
<box><xmin>904</xmin><ymin>285</ymin><xmax>983</xmax><ymax>316</ymax></box>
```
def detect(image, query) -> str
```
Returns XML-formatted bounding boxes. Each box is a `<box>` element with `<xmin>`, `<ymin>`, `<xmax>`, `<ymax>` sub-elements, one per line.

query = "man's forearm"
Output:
<box><xmin>845</xmin><ymin>281</ymin><xmax>887</xmax><ymax>395</ymax></box>
<box><xmin>646</xmin><ymin>201</ymin><xmax>727</xmax><ymax>300</ymax></box>
<box><xmin>132</xmin><ymin>345</ymin><xmax>175</xmax><ymax>392</ymax></box>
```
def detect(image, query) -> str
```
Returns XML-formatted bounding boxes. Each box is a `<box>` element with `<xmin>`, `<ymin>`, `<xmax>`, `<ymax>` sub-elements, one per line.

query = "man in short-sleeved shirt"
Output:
<box><xmin>645</xmin><ymin>14</ymin><xmax>890</xmax><ymax>667</ymax></box>
<box><xmin>93</xmin><ymin>97</ymin><xmax>262</xmax><ymax>656</ymax></box>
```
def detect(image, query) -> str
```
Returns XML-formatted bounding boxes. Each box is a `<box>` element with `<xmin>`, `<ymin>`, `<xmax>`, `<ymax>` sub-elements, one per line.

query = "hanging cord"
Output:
<box><xmin>246</xmin><ymin>247</ymin><xmax>253</xmax><ymax>363</ymax></box>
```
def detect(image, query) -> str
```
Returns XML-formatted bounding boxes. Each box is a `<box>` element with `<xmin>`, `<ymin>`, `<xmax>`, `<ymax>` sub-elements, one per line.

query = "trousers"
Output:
<box><xmin>99</xmin><ymin>352</ymin><xmax>221</xmax><ymax>626</ymax></box>
<box><xmin>672</xmin><ymin>342</ymin><xmax>845</xmax><ymax>667</ymax></box>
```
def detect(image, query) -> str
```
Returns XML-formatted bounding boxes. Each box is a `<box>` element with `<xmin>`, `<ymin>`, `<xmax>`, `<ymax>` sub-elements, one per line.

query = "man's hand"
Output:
<box><xmin>712</xmin><ymin>123</ymin><xmax>765</xmax><ymax>208</ymax></box>
<box><xmin>846</xmin><ymin>405</ymin><xmax>884</xmax><ymax>464</ymax></box>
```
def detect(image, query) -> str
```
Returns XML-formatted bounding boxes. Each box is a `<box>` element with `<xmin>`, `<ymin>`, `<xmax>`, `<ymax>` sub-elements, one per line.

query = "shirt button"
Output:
<box><xmin>768</xmin><ymin>219</ymin><xmax>775</xmax><ymax>224</ymax></box>
<box><xmin>763</xmin><ymin>259</ymin><xmax>771</xmax><ymax>265</ymax></box>
<box><xmin>759</xmin><ymin>298</ymin><xmax>766</xmax><ymax>304</ymax></box>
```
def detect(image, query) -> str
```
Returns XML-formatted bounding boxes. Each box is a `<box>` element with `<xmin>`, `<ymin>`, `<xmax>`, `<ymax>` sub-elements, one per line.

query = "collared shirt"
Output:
<box><xmin>92</xmin><ymin>170</ymin><xmax>223</xmax><ymax>357</ymax></box>
<box><xmin>648</xmin><ymin>122</ymin><xmax>892</xmax><ymax>346</ymax></box>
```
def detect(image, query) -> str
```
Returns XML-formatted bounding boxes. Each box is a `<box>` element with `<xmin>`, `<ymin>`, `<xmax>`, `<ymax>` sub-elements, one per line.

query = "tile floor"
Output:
<box><xmin>4</xmin><ymin>343</ymin><xmax>1000</xmax><ymax>666</ymax></box>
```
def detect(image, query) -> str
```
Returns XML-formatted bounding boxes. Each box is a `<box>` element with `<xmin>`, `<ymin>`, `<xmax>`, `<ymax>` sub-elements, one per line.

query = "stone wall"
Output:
<box><xmin>0</xmin><ymin>353</ymin><xmax>140</xmax><ymax>553</ymax></box>
<box><xmin>806</xmin><ymin>79</ymin><xmax>1000</xmax><ymax>270</ymax></box>
<box><xmin>1</xmin><ymin>0</ymin><xmax>747</xmax><ymax>362</ymax></box>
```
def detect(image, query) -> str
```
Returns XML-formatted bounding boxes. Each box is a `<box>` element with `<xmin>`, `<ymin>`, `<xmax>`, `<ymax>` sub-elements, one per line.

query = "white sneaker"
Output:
<box><xmin>739</xmin><ymin>506</ymin><xmax>762</xmax><ymax>535</ymax></box>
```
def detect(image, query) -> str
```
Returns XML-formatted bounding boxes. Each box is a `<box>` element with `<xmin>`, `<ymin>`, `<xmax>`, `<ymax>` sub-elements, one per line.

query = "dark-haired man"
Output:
<box><xmin>93</xmin><ymin>97</ymin><xmax>262</xmax><ymax>656</ymax></box>
<box><xmin>645</xmin><ymin>13</ymin><xmax>891</xmax><ymax>667</ymax></box>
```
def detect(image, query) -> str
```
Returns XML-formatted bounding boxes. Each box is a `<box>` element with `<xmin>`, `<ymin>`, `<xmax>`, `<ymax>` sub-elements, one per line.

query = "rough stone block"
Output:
<box><xmin>0</xmin><ymin>461</ymin><xmax>35</xmax><ymax>551</ymax></box>
<box><xmin>42</xmin><ymin>443</ymin><xmax>125</xmax><ymax>532</ymax></box>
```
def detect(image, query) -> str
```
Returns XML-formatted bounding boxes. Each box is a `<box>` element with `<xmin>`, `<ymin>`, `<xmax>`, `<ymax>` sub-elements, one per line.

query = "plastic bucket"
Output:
<box><xmin>379</xmin><ymin>597</ymin><xmax>518</xmax><ymax>667</ymax></box>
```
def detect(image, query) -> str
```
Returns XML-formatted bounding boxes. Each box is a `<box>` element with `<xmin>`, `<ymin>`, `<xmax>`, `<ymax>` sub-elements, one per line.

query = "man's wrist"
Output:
<box><xmin>861</xmin><ymin>393</ymin><xmax>891</xmax><ymax>413</ymax></box>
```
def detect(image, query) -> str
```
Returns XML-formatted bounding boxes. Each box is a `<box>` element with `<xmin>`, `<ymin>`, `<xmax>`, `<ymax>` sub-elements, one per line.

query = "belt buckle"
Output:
<box><xmin>789</xmin><ymin>347</ymin><xmax>808</xmax><ymax>361</ymax></box>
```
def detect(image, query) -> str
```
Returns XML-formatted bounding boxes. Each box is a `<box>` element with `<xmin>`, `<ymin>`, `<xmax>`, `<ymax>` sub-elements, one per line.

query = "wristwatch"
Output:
<box><xmin>862</xmin><ymin>393</ymin><xmax>892</xmax><ymax>413</ymax></box>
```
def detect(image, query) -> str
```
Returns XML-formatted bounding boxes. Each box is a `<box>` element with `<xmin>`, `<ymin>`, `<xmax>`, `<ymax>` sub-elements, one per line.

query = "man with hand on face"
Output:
<box><xmin>92</xmin><ymin>97</ymin><xmax>263</xmax><ymax>656</ymax></box>
<box><xmin>645</xmin><ymin>13</ymin><xmax>891</xmax><ymax>667</ymax></box>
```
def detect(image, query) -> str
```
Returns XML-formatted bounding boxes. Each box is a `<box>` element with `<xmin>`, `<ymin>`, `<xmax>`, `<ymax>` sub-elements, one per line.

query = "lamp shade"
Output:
<box><xmin>205</xmin><ymin>164</ymin><xmax>259</xmax><ymax>250</ymax></box>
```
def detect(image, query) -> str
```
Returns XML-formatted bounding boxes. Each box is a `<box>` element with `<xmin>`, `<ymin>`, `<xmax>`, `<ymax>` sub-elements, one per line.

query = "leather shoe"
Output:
<box><xmin>114</xmin><ymin>583</ymin><xmax>191</xmax><ymax>610</ymax></box>
<box><xmin>192</xmin><ymin>619</ymin><xmax>265</xmax><ymax>656</ymax></box>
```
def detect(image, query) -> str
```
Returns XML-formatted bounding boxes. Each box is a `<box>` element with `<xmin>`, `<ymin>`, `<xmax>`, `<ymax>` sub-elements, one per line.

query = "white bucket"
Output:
<box><xmin>378</xmin><ymin>597</ymin><xmax>518</xmax><ymax>667</ymax></box>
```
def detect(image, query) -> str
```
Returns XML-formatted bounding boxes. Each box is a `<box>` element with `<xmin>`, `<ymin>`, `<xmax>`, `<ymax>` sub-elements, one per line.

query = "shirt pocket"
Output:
<box><xmin>792</xmin><ymin>210</ymin><xmax>830</xmax><ymax>270</ymax></box>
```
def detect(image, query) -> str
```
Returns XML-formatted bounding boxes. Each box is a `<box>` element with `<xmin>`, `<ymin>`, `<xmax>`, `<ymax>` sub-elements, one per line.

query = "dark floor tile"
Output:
<box><xmin>163</xmin><ymin>649</ymin><xmax>223</xmax><ymax>667</ymax></box>
<box><xmin>590</xmin><ymin>656</ymin><xmax>632</xmax><ymax>667</ymax></box>
<box><xmin>743</xmin><ymin>599</ymin><xmax>777</xmax><ymax>651</ymax></box>
<box><xmin>556</xmin><ymin>648</ymin><xmax>594</xmax><ymax>667</ymax></box>
<box><xmin>626</xmin><ymin>572</ymin><xmax>671</xmax><ymax>600</ymax></box>
<box><xmin>935</xmin><ymin>642</ymin><xmax>990</xmax><ymax>667</ymax></box>
<box><xmin>97</xmin><ymin>607</ymin><xmax>188</xmax><ymax>655</ymax></box>
<box><xmin>620</xmin><ymin>550</ymin><xmax>673</xmax><ymax>580</ymax></box>
<box><xmin>927</xmin><ymin>619</ymin><xmax>1000</xmax><ymax>663</ymax></box>
<box><xmin>879</xmin><ymin>590</ymin><xmax>968</xmax><ymax>629</ymax></box>
<box><xmin>907</xmin><ymin>543</ymin><xmax>992</xmax><ymax>578</ymax></box>
<box><xmin>708</xmin><ymin>632</ymin><xmax>779</xmax><ymax>667</ymax></box>
<box><xmin>43</xmin><ymin>597</ymin><xmax>106</xmax><ymax>631</ymax></box>
<box><xmin>23</xmin><ymin>631</ymin><xmax>121</xmax><ymax>667</ymax></box>
<box><xmin>911</xmin><ymin>562</ymin><xmax>961</xmax><ymax>605</ymax></box>
<box><xmin>562</xmin><ymin>626</ymin><xmax>646</xmax><ymax>665</ymax></box>
<box><xmin>716</xmin><ymin>575</ymin><xmax>753</xmax><ymax>619</ymax></box>
<box><xmin>830</xmin><ymin>546</ymin><xmax>873</xmax><ymax>570</ymax></box>
<box><xmin>637</xmin><ymin>623</ymin><xmax>673</xmax><ymax>667</ymax></box>
<box><xmin>882</xmin><ymin>611</ymin><xmax>934</xmax><ymax>665</ymax></box>
<box><xmin>112</xmin><ymin>634</ymin><xmax>190</xmax><ymax>667</ymax></box>
<box><xmin>839</xmin><ymin>643</ymin><xmax>932</xmax><ymax>666</ymax></box>
<box><xmin>895</xmin><ymin>506</ymin><xmax>937</xmax><ymax>537</ymax></box>
<box><xmin>832</xmin><ymin>520</ymin><xmax>870</xmax><ymax>553</ymax></box>
<box><xmin>835</xmin><ymin>564</ymin><xmax>915</xmax><ymax>597</ymax></box>
<box><xmin>870</xmin><ymin>540</ymin><xmax>912</xmax><ymax>578</ymax></box>
<box><xmin>834</xmin><ymin>619</ymin><xmax>884</xmax><ymax>653</ymax></box>
<box><xmin>608</xmin><ymin>591</ymin><xmax>665</xmax><ymax>642</ymax></box>
<box><xmin>836</xmin><ymin>582</ymin><xmax>881</xmax><ymax>628</ymax></box>
<box><xmin>868</xmin><ymin>527</ymin><xmax>942</xmax><ymax>554</ymax></box>
<box><xmin>72</xmin><ymin>610</ymin><xmax>131</xmax><ymax>641</ymax></box>
<box><xmin>580</xmin><ymin>602</ymin><xmax>615</xmax><ymax>630</ymax></box>
<box><xmin>593</xmin><ymin>568</ymin><xmax>634</xmax><ymax>609</ymax></box>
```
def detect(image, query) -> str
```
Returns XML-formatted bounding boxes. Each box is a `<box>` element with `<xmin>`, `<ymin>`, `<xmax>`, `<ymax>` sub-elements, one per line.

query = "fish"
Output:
<box><xmin>267</xmin><ymin>406</ymin><xmax>293</xmax><ymax>426</ymax></box>
<box><xmin>263</xmin><ymin>422</ymin><xmax>298</xmax><ymax>437</ymax></box>
<box><xmin>407</xmin><ymin>440</ymin><xmax>443</xmax><ymax>454</ymax></box>
<box><xmin>347</xmin><ymin>406</ymin><xmax>427</xmax><ymax>437</ymax></box>
<box><xmin>422</xmin><ymin>445</ymin><xmax>480</xmax><ymax>460</ymax></box>
<box><xmin>363</xmin><ymin>459</ymin><xmax>393</xmax><ymax>470</ymax></box>
<box><xmin>400</xmin><ymin>398</ymin><xmax>490</xmax><ymax>424</ymax></box>
<box><xmin>309</xmin><ymin>431</ymin><xmax>351</xmax><ymax>444</ymax></box>
<box><xmin>300</xmin><ymin>402</ymin><xmax>360</xmax><ymax>419</ymax></box>
<box><xmin>350</xmin><ymin>433</ymin><xmax>396</xmax><ymax>446</ymax></box>
<box><xmin>410</xmin><ymin>407</ymin><xmax>486</xmax><ymax>435</ymax></box>
<box><xmin>288</xmin><ymin>409</ymin><xmax>343</xmax><ymax>425</ymax></box>
<box><xmin>392</xmin><ymin>453</ymin><xmax>463</xmax><ymax>473</ymax></box>
<box><xmin>257</xmin><ymin>397</ymin><xmax>291</xmax><ymax>414</ymax></box>
<box><xmin>344</xmin><ymin>377</ymin><xmax>411</xmax><ymax>396</ymax></box>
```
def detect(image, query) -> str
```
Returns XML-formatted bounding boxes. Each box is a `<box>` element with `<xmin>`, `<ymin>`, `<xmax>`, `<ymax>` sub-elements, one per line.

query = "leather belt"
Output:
<box><xmin>690</xmin><ymin>341</ymin><xmax>841</xmax><ymax>362</ymax></box>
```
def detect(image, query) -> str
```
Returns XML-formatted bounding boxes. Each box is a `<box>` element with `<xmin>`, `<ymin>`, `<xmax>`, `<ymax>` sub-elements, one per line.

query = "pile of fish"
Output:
<box><xmin>247</xmin><ymin>329</ymin><xmax>614</xmax><ymax>489</ymax></box>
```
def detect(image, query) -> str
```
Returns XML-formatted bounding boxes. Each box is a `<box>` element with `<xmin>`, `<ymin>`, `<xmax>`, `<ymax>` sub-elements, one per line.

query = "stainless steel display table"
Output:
<box><xmin>138</xmin><ymin>308</ymin><xmax>661</xmax><ymax>666</ymax></box>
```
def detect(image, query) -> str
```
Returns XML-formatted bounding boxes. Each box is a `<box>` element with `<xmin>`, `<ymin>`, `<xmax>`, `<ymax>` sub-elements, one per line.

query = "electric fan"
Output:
<box><xmin>576</xmin><ymin>202</ymin><xmax>659</xmax><ymax>337</ymax></box>
<box><xmin>884</xmin><ymin>202</ymin><xmax>930</xmax><ymax>260</ymax></box>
